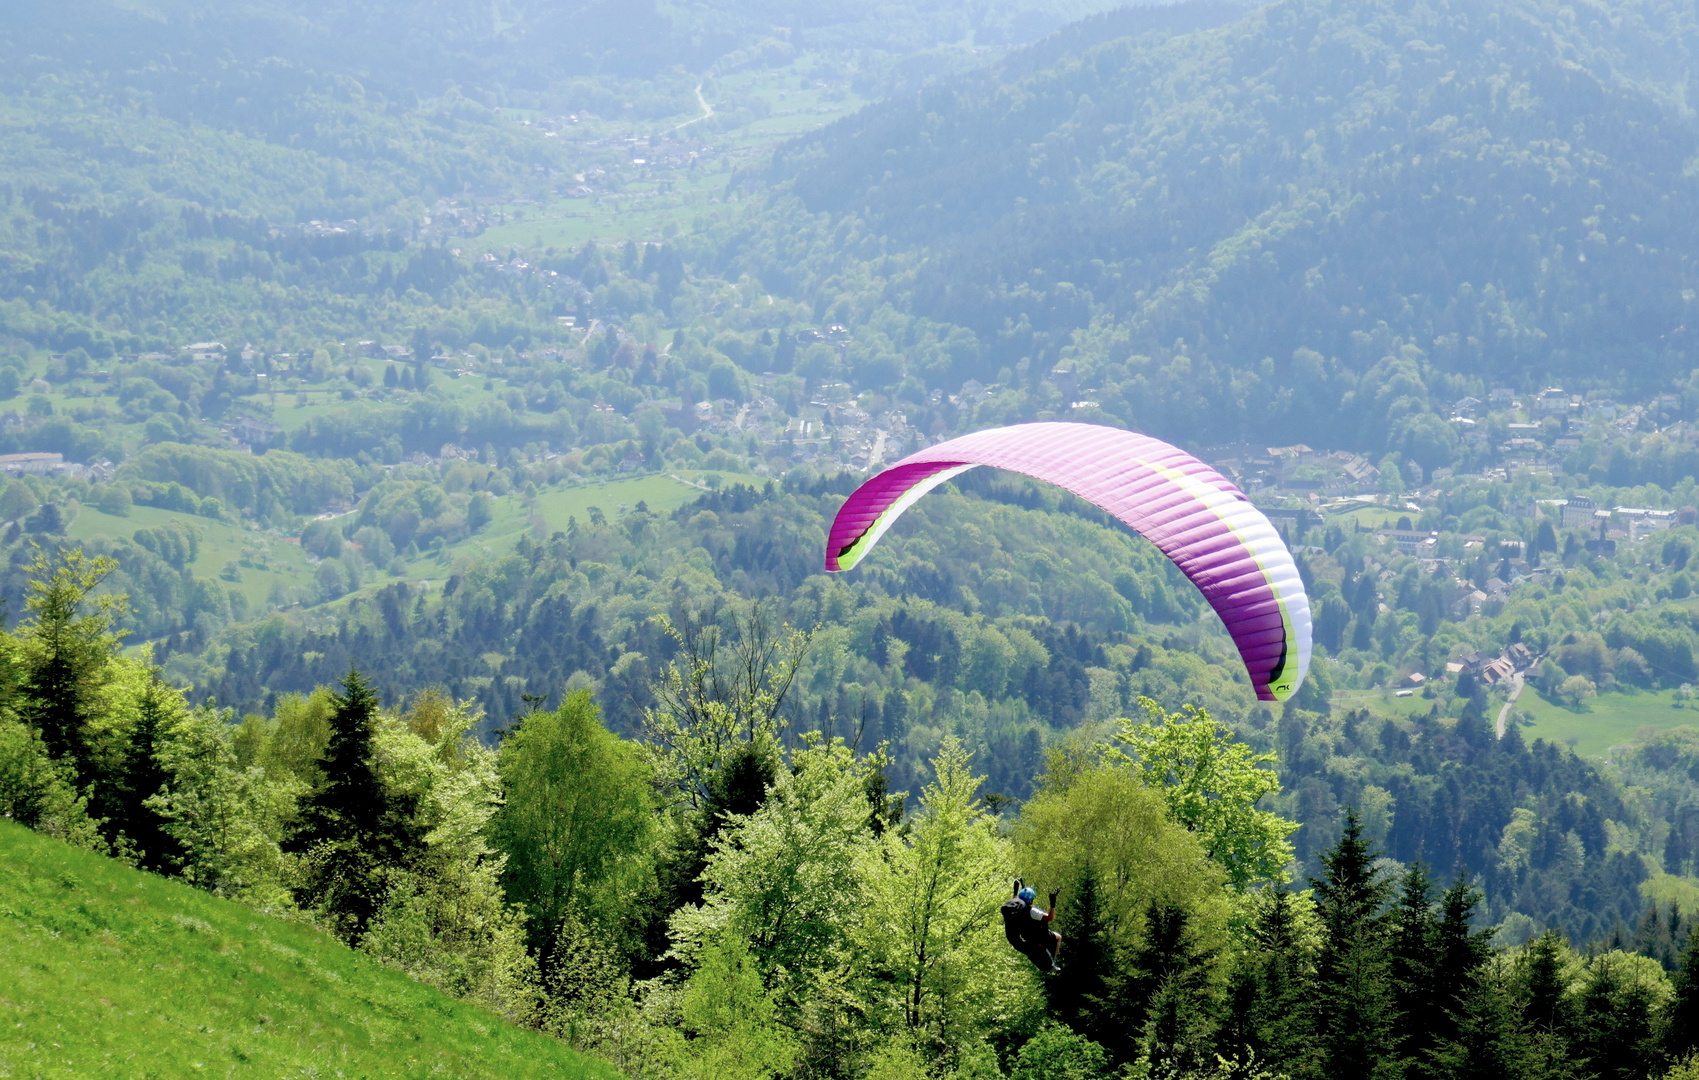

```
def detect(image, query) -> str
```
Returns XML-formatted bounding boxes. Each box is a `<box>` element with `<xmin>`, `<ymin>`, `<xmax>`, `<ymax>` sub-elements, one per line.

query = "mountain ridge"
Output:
<box><xmin>754</xmin><ymin>0</ymin><xmax>1699</xmax><ymax>447</ymax></box>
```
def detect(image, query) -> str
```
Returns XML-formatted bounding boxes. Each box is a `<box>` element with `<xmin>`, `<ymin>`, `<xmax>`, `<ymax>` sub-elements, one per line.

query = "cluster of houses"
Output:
<box><xmin>779</xmin><ymin>397</ymin><xmax>914</xmax><ymax>472</ymax></box>
<box><xmin>0</xmin><ymin>452</ymin><xmax>108</xmax><ymax>481</ymax></box>
<box><xmin>1452</xmin><ymin>385</ymin><xmax>1688</xmax><ymax>475</ymax></box>
<box><xmin>1395</xmin><ymin>642</ymin><xmax>1539</xmax><ymax>698</ymax></box>
<box><xmin>666</xmin><ymin>370</ymin><xmax>916</xmax><ymax>474</ymax></box>
<box><xmin>1202</xmin><ymin>443</ymin><xmax>1382</xmax><ymax>495</ymax></box>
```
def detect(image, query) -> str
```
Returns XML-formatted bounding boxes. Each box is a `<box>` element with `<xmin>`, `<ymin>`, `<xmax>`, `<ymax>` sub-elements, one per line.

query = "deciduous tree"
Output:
<box><xmin>1106</xmin><ymin>698</ymin><xmax>1296</xmax><ymax>889</ymax></box>
<box><xmin>491</xmin><ymin>689</ymin><xmax>656</xmax><ymax>954</ymax></box>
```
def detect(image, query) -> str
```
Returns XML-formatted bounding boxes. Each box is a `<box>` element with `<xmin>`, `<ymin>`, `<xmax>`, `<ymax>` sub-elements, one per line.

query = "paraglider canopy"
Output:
<box><xmin>824</xmin><ymin>422</ymin><xmax>1311</xmax><ymax>702</ymax></box>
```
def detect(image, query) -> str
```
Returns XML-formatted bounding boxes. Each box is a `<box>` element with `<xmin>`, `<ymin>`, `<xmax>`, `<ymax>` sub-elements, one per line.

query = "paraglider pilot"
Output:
<box><xmin>1001</xmin><ymin>878</ymin><xmax>1061</xmax><ymax>974</ymax></box>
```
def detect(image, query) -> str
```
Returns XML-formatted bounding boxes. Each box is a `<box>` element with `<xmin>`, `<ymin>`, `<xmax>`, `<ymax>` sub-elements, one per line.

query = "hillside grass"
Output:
<box><xmin>471</xmin><ymin>63</ymin><xmax>866</xmax><ymax>251</ymax></box>
<box><xmin>1333</xmin><ymin>687</ymin><xmax>1446</xmax><ymax>722</ymax></box>
<box><xmin>1515</xmin><ymin>686</ymin><xmax>1699</xmax><ymax>758</ymax></box>
<box><xmin>395</xmin><ymin>470</ymin><xmax>748</xmax><ymax>583</ymax></box>
<box><xmin>67</xmin><ymin>502</ymin><xmax>319</xmax><ymax>610</ymax></box>
<box><xmin>0</xmin><ymin>819</ymin><xmax>620</xmax><ymax>1080</ymax></box>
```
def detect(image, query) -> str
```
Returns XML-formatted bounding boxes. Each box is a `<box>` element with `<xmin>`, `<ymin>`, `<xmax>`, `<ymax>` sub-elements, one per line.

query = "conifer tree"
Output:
<box><xmin>1309</xmin><ymin>811</ymin><xmax>1396</xmax><ymax>1080</ymax></box>
<box><xmin>1221</xmin><ymin>957</ymin><xmax>1263</xmax><ymax>1070</ymax></box>
<box><xmin>18</xmin><ymin>550</ymin><xmax>124</xmax><ymax>792</ymax></box>
<box><xmin>1248</xmin><ymin>888</ymin><xmax>1313</xmax><ymax>1073</ymax></box>
<box><xmin>1669</xmin><ymin>924</ymin><xmax>1699</xmax><ymax>1062</ymax></box>
<box><xmin>1432</xmin><ymin>878</ymin><xmax>1495</xmax><ymax>1022</ymax></box>
<box><xmin>287</xmin><ymin>668</ymin><xmax>419</xmax><ymax>942</ymax></box>
<box><xmin>1521</xmin><ymin>930</ymin><xmax>1572</xmax><ymax>1035</ymax></box>
<box><xmin>1574</xmin><ymin>954</ymin><xmax>1659</xmax><ymax>1080</ymax></box>
<box><xmin>1118</xmin><ymin>901</ymin><xmax>1218</xmax><ymax>1075</ymax></box>
<box><xmin>1389</xmin><ymin>862</ymin><xmax>1440</xmax><ymax>1066</ymax></box>
<box><xmin>1046</xmin><ymin>862</ymin><xmax>1116</xmax><ymax>1044</ymax></box>
<box><xmin>112</xmin><ymin>675</ymin><xmax>185</xmax><ymax>872</ymax></box>
<box><xmin>1429</xmin><ymin>978</ymin><xmax>1537</xmax><ymax>1080</ymax></box>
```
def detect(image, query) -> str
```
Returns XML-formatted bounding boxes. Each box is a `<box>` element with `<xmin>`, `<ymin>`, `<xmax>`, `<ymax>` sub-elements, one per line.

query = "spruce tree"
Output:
<box><xmin>1241</xmin><ymin>888</ymin><xmax>1314</xmax><ymax>1075</ymax></box>
<box><xmin>1521</xmin><ymin>930</ymin><xmax>1572</xmax><ymax>1034</ymax></box>
<box><xmin>1220</xmin><ymin>953</ymin><xmax>1263</xmax><ymax>1067</ymax></box>
<box><xmin>1390</xmin><ymin>862</ymin><xmax>1440</xmax><ymax>1068</ymax></box>
<box><xmin>1046</xmin><ymin>861</ymin><xmax>1117</xmax><ymax>1046</ymax></box>
<box><xmin>18</xmin><ymin>550</ymin><xmax>122</xmax><ymax>792</ymax></box>
<box><xmin>1310</xmin><ymin>811</ymin><xmax>1396</xmax><ymax>1080</ymax></box>
<box><xmin>662</xmin><ymin>739</ymin><xmax>779</xmax><ymax>913</ymax></box>
<box><xmin>1117</xmin><ymin>901</ymin><xmax>1217</xmax><ymax>1076</ymax></box>
<box><xmin>286</xmin><ymin>668</ymin><xmax>418</xmax><ymax>943</ymax></box>
<box><xmin>1575</xmin><ymin>954</ymin><xmax>1658</xmax><ymax>1080</ymax></box>
<box><xmin>112</xmin><ymin>676</ymin><xmax>184</xmax><ymax>872</ymax></box>
<box><xmin>1428</xmin><ymin>979</ymin><xmax>1536</xmax><ymax>1080</ymax></box>
<box><xmin>1666</xmin><ymin>924</ymin><xmax>1699</xmax><ymax>1062</ymax></box>
<box><xmin>1432</xmin><ymin>877</ymin><xmax>1495</xmax><ymax>1020</ymax></box>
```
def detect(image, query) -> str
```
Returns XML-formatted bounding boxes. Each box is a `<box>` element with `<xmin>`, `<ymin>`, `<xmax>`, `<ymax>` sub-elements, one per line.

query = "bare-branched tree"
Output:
<box><xmin>641</xmin><ymin>601</ymin><xmax>812</xmax><ymax>811</ymax></box>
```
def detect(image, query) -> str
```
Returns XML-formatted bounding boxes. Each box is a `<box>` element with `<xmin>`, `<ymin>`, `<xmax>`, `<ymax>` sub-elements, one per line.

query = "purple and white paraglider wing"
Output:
<box><xmin>825</xmin><ymin>422</ymin><xmax>1312</xmax><ymax>701</ymax></box>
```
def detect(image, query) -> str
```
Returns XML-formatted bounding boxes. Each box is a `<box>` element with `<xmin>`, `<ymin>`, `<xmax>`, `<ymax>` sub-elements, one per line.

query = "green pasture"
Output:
<box><xmin>471</xmin><ymin>178</ymin><xmax>730</xmax><ymax>251</ymax></box>
<box><xmin>1332</xmin><ymin>687</ymin><xmax>1446</xmax><ymax>723</ymax></box>
<box><xmin>1513</xmin><ymin>686</ymin><xmax>1699</xmax><ymax>757</ymax></box>
<box><xmin>259</xmin><ymin>367</ymin><xmax>505</xmax><ymax>436</ymax></box>
<box><xmin>0</xmin><ymin>819</ymin><xmax>618</xmax><ymax>1080</ymax></box>
<box><xmin>66</xmin><ymin>502</ymin><xmax>318</xmax><ymax>610</ymax></box>
<box><xmin>471</xmin><ymin>64</ymin><xmax>866</xmax><ymax>251</ymax></box>
<box><xmin>1324</xmin><ymin>504</ymin><xmax>1410</xmax><ymax>530</ymax></box>
<box><xmin>397</xmin><ymin>470</ymin><xmax>756</xmax><ymax>581</ymax></box>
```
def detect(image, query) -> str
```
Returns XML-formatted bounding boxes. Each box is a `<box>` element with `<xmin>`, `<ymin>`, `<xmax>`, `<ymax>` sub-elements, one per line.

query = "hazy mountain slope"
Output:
<box><xmin>0</xmin><ymin>0</ymin><xmax>1147</xmax><ymax>96</ymax></box>
<box><xmin>769</xmin><ymin>0</ymin><xmax>1699</xmax><ymax>439</ymax></box>
<box><xmin>0</xmin><ymin>818</ymin><xmax>618</xmax><ymax>1078</ymax></box>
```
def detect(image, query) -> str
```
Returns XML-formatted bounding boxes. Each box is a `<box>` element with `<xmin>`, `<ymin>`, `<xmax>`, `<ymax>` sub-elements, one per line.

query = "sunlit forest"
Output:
<box><xmin>5</xmin><ymin>0</ymin><xmax>1699</xmax><ymax>1077</ymax></box>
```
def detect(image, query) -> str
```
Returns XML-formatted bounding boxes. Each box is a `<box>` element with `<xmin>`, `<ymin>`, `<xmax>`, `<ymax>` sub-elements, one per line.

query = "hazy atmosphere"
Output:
<box><xmin>3</xmin><ymin>1</ymin><xmax>1699</xmax><ymax>1077</ymax></box>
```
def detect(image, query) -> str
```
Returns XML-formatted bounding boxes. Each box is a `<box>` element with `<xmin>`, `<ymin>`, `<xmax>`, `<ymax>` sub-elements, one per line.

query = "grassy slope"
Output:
<box><xmin>470</xmin><ymin>64</ymin><xmax>869</xmax><ymax>251</ymax></box>
<box><xmin>0</xmin><ymin>819</ymin><xmax>619</xmax><ymax>1080</ymax></box>
<box><xmin>1515</xmin><ymin>686</ymin><xmax>1699</xmax><ymax>758</ymax></box>
<box><xmin>1340</xmin><ymin>680</ymin><xmax>1699</xmax><ymax>760</ymax></box>
<box><xmin>395</xmin><ymin>470</ymin><xmax>760</xmax><ymax>583</ymax></box>
<box><xmin>67</xmin><ymin>502</ymin><xmax>319</xmax><ymax>610</ymax></box>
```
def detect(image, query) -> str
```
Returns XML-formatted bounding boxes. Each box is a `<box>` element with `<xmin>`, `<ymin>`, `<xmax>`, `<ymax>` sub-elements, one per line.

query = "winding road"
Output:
<box><xmin>1495</xmin><ymin>671</ymin><xmax>1525</xmax><ymax>738</ymax></box>
<box><xmin>672</xmin><ymin>84</ymin><xmax>714</xmax><ymax>133</ymax></box>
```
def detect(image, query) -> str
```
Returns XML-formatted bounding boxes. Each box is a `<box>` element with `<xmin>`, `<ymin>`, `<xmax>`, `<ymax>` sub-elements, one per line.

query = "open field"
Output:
<box><xmin>393</xmin><ymin>469</ymin><xmax>758</xmax><ymax>584</ymax></box>
<box><xmin>1333</xmin><ymin>687</ymin><xmax>1448</xmax><ymax>723</ymax></box>
<box><xmin>0</xmin><ymin>819</ymin><xmax>617</xmax><ymax>1080</ymax></box>
<box><xmin>1514</xmin><ymin>686</ymin><xmax>1699</xmax><ymax>757</ymax></box>
<box><xmin>67</xmin><ymin>502</ymin><xmax>319</xmax><ymax>610</ymax></box>
<box><xmin>470</xmin><ymin>63</ymin><xmax>868</xmax><ymax>251</ymax></box>
<box><xmin>1322</xmin><ymin>504</ymin><xmax>1417</xmax><ymax>530</ymax></box>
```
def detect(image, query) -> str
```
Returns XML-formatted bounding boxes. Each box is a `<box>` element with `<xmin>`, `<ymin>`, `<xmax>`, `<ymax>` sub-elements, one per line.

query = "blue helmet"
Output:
<box><xmin>1018</xmin><ymin>886</ymin><xmax>1037</xmax><ymax>903</ymax></box>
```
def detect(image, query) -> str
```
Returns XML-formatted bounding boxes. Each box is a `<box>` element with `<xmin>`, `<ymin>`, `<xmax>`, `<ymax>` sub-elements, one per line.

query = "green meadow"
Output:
<box><xmin>0</xmin><ymin>819</ymin><xmax>618</xmax><ymax>1080</ymax></box>
<box><xmin>1514</xmin><ymin>686</ymin><xmax>1699</xmax><ymax>758</ymax></box>
<box><xmin>390</xmin><ymin>470</ymin><xmax>761</xmax><ymax>586</ymax></box>
<box><xmin>66</xmin><ymin>502</ymin><xmax>320</xmax><ymax>610</ymax></box>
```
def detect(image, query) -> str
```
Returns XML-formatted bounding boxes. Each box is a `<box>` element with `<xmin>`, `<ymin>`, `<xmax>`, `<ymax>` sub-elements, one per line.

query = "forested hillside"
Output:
<box><xmin>9</xmin><ymin>0</ymin><xmax>1699</xmax><ymax>1076</ymax></box>
<box><xmin>3</xmin><ymin>0</ymin><xmax>1137</xmax><ymax>93</ymax></box>
<box><xmin>757</xmin><ymin>0</ymin><xmax>1699</xmax><ymax>447</ymax></box>
<box><xmin>4</xmin><ymin>548</ymin><xmax>1699</xmax><ymax>1080</ymax></box>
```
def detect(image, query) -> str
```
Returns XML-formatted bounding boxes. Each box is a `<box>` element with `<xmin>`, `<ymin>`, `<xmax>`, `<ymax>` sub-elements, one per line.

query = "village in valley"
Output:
<box><xmin>14</xmin><ymin>311</ymin><xmax>1694</xmax><ymax>717</ymax></box>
